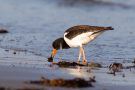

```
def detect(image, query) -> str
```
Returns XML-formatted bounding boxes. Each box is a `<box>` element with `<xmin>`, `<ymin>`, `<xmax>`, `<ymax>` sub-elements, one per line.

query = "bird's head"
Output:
<box><xmin>48</xmin><ymin>37</ymin><xmax>70</xmax><ymax>62</ymax></box>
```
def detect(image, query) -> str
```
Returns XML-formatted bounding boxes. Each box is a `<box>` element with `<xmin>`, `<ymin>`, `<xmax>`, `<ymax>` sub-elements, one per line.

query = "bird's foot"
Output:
<box><xmin>82</xmin><ymin>60</ymin><xmax>88</xmax><ymax>65</ymax></box>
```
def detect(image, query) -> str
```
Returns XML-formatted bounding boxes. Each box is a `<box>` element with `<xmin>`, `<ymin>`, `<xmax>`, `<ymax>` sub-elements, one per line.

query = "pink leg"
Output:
<box><xmin>77</xmin><ymin>47</ymin><xmax>82</xmax><ymax>64</ymax></box>
<box><xmin>81</xmin><ymin>47</ymin><xmax>88</xmax><ymax>65</ymax></box>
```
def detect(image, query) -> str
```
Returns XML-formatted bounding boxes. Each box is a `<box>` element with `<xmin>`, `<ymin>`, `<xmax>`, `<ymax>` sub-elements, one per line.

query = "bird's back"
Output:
<box><xmin>64</xmin><ymin>25</ymin><xmax>113</xmax><ymax>39</ymax></box>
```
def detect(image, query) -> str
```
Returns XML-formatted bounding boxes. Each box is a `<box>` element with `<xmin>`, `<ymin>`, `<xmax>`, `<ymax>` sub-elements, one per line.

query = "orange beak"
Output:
<box><xmin>48</xmin><ymin>48</ymin><xmax>57</xmax><ymax>62</ymax></box>
<box><xmin>51</xmin><ymin>48</ymin><xmax>57</xmax><ymax>58</ymax></box>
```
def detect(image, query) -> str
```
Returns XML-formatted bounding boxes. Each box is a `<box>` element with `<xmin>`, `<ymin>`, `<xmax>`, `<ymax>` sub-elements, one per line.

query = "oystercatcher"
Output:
<box><xmin>48</xmin><ymin>25</ymin><xmax>113</xmax><ymax>65</ymax></box>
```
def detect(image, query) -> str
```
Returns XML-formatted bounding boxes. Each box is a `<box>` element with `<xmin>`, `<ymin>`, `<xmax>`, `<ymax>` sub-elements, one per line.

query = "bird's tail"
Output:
<box><xmin>104</xmin><ymin>27</ymin><xmax>114</xmax><ymax>30</ymax></box>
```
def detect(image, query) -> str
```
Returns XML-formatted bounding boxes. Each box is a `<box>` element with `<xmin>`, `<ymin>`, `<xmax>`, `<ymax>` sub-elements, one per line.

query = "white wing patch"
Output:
<box><xmin>64</xmin><ymin>32</ymin><xmax>94</xmax><ymax>47</ymax></box>
<box><xmin>64</xmin><ymin>32</ymin><xmax>68</xmax><ymax>36</ymax></box>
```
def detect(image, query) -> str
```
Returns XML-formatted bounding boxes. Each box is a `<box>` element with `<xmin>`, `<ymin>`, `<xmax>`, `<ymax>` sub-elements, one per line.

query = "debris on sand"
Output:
<box><xmin>54</xmin><ymin>61</ymin><xmax>103</xmax><ymax>68</ymax></box>
<box><xmin>132</xmin><ymin>59</ymin><xmax>135</xmax><ymax>66</ymax></box>
<box><xmin>108</xmin><ymin>63</ymin><xmax>123</xmax><ymax>76</ymax></box>
<box><xmin>0</xmin><ymin>29</ymin><xmax>8</xmax><ymax>33</ymax></box>
<box><xmin>13</xmin><ymin>51</ymin><xmax>17</xmax><ymax>54</ymax></box>
<box><xmin>55</xmin><ymin>61</ymin><xmax>85</xmax><ymax>67</ymax></box>
<box><xmin>88</xmin><ymin>62</ymin><xmax>102</xmax><ymax>69</ymax></box>
<box><xmin>28</xmin><ymin>77</ymin><xmax>94</xmax><ymax>88</ymax></box>
<box><xmin>0</xmin><ymin>87</ymin><xmax>43</xmax><ymax>90</ymax></box>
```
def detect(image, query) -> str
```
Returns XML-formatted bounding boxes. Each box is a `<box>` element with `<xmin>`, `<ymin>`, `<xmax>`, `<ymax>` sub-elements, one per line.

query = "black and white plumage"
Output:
<box><xmin>48</xmin><ymin>25</ymin><xmax>114</xmax><ymax>65</ymax></box>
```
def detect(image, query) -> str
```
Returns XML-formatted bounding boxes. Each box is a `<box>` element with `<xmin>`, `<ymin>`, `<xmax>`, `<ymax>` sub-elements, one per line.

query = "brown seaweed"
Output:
<box><xmin>55</xmin><ymin>61</ymin><xmax>86</xmax><ymax>67</ymax></box>
<box><xmin>28</xmin><ymin>77</ymin><xmax>94</xmax><ymax>88</ymax></box>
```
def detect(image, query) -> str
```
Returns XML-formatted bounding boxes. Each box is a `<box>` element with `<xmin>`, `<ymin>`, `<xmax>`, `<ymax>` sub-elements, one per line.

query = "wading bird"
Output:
<box><xmin>48</xmin><ymin>25</ymin><xmax>113</xmax><ymax>65</ymax></box>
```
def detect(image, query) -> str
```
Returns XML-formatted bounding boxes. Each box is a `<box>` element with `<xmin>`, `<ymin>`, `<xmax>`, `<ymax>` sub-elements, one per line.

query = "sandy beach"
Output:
<box><xmin>0</xmin><ymin>0</ymin><xmax>135</xmax><ymax>90</ymax></box>
<box><xmin>0</xmin><ymin>48</ymin><xmax>135</xmax><ymax>90</ymax></box>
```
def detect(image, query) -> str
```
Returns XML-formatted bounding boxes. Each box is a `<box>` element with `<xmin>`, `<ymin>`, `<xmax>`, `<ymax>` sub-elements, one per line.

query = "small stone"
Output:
<box><xmin>13</xmin><ymin>51</ymin><xmax>16</xmax><ymax>54</ymax></box>
<box><xmin>0</xmin><ymin>29</ymin><xmax>8</xmax><ymax>33</ymax></box>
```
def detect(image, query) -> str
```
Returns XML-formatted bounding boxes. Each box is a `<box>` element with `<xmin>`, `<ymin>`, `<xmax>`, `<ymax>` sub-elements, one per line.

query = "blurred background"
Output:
<box><xmin>0</xmin><ymin>0</ymin><xmax>135</xmax><ymax>65</ymax></box>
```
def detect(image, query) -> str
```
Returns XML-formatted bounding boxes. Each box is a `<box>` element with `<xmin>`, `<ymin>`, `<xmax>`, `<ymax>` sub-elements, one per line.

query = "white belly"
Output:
<box><xmin>64</xmin><ymin>31</ymin><xmax>105</xmax><ymax>47</ymax></box>
<box><xmin>64</xmin><ymin>32</ymin><xmax>93</xmax><ymax>47</ymax></box>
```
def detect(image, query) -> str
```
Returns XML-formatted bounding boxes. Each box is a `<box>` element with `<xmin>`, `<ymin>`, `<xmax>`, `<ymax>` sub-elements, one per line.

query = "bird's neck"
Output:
<box><xmin>62</xmin><ymin>39</ymin><xmax>70</xmax><ymax>49</ymax></box>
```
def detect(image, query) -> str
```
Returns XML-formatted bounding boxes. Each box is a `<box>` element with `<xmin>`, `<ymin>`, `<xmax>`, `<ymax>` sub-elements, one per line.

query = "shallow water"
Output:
<box><xmin>0</xmin><ymin>0</ymin><xmax>135</xmax><ymax>65</ymax></box>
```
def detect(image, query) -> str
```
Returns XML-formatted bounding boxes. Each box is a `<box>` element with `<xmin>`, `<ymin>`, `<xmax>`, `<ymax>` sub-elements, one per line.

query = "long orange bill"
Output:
<box><xmin>48</xmin><ymin>48</ymin><xmax>57</xmax><ymax>62</ymax></box>
<box><xmin>51</xmin><ymin>48</ymin><xmax>57</xmax><ymax>58</ymax></box>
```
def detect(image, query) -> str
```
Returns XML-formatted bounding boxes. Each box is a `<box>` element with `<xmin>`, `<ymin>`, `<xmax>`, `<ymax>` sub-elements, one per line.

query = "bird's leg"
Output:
<box><xmin>77</xmin><ymin>47</ymin><xmax>82</xmax><ymax>64</ymax></box>
<box><xmin>81</xmin><ymin>47</ymin><xmax>88</xmax><ymax>65</ymax></box>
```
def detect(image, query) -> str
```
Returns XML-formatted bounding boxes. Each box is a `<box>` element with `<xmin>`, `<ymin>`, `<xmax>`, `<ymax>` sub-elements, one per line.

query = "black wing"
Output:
<box><xmin>64</xmin><ymin>25</ymin><xmax>113</xmax><ymax>39</ymax></box>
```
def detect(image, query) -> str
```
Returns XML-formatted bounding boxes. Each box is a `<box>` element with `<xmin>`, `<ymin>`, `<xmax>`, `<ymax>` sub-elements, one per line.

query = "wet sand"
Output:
<box><xmin>0</xmin><ymin>48</ymin><xmax>135</xmax><ymax>90</ymax></box>
<box><xmin>0</xmin><ymin>0</ymin><xmax>135</xmax><ymax>90</ymax></box>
